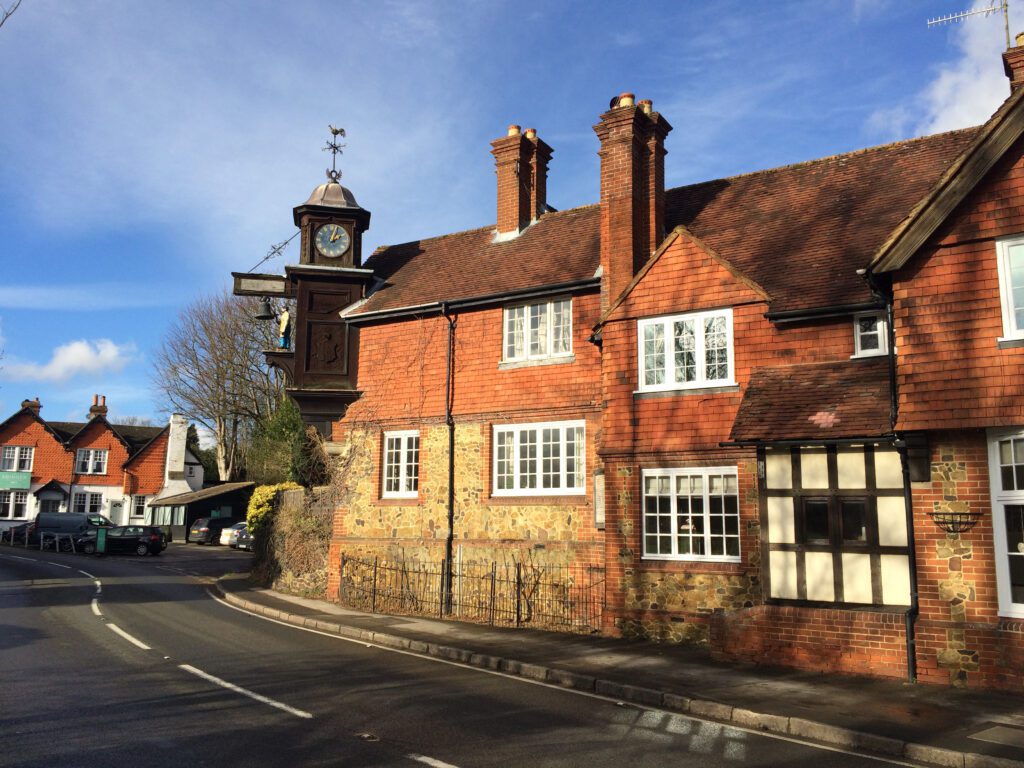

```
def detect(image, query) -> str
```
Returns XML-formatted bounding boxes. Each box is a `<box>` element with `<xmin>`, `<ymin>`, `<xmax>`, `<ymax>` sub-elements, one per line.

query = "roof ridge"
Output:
<box><xmin>369</xmin><ymin>204</ymin><xmax>600</xmax><ymax>258</ymax></box>
<box><xmin>668</xmin><ymin>126</ymin><xmax>982</xmax><ymax>193</ymax></box>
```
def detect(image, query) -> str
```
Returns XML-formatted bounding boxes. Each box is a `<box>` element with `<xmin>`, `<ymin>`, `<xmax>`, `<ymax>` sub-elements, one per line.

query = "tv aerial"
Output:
<box><xmin>927</xmin><ymin>1</ymin><xmax>1011</xmax><ymax>49</ymax></box>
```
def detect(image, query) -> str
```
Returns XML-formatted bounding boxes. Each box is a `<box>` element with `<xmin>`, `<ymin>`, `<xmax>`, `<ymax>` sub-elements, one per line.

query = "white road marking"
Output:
<box><xmin>46</xmin><ymin>561</ymin><xmax>72</xmax><ymax>569</ymax></box>
<box><xmin>93</xmin><ymin>579</ymin><xmax>102</xmax><ymax>593</ymax></box>
<box><xmin>407</xmin><ymin>755</ymin><xmax>462</xmax><ymax>768</ymax></box>
<box><xmin>91</xmin><ymin>599</ymin><xmax>102</xmax><ymax>617</ymax></box>
<box><xmin>5</xmin><ymin>555</ymin><xmax>35</xmax><ymax>562</ymax></box>
<box><xmin>107</xmin><ymin>623</ymin><xmax>151</xmax><ymax>650</ymax></box>
<box><xmin>78</xmin><ymin>569</ymin><xmax>95</xmax><ymax>578</ymax></box>
<box><xmin>210</xmin><ymin>591</ymin><xmax>917</xmax><ymax>766</ymax></box>
<box><xmin>178</xmin><ymin>663</ymin><xmax>313</xmax><ymax>719</ymax></box>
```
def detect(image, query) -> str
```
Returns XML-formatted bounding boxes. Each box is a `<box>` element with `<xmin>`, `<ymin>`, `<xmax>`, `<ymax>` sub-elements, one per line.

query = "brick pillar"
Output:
<box><xmin>491</xmin><ymin>125</ymin><xmax>532</xmax><ymax>236</ymax></box>
<box><xmin>524</xmin><ymin>128</ymin><xmax>553</xmax><ymax>224</ymax></box>
<box><xmin>1003</xmin><ymin>32</ymin><xmax>1024</xmax><ymax>91</ymax></box>
<box><xmin>594</xmin><ymin>93</ymin><xmax>672</xmax><ymax>311</ymax></box>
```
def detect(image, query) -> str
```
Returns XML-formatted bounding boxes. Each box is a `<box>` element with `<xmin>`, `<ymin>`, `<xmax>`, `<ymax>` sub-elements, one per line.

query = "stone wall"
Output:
<box><xmin>257</xmin><ymin>487</ymin><xmax>333</xmax><ymax>599</ymax></box>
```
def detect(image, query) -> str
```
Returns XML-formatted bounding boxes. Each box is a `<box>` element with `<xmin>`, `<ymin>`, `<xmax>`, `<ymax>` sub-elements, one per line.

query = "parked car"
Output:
<box><xmin>235</xmin><ymin>526</ymin><xmax>254</xmax><ymax>552</ymax></box>
<box><xmin>75</xmin><ymin>525</ymin><xmax>165</xmax><ymax>556</ymax></box>
<box><xmin>188</xmin><ymin>517</ymin><xmax>240</xmax><ymax>544</ymax></box>
<box><xmin>29</xmin><ymin>512</ymin><xmax>114</xmax><ymax>547</ymax></box>
<box><xmin>220</xmin><ymin>521</ymin><xmax>247</xmax><ymax>547</ymax></box>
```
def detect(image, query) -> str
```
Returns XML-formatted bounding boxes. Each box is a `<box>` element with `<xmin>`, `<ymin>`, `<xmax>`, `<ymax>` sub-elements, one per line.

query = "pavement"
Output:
<box><xmin>215</xmin><ymin>574</ymin><xmax>1024</xmax><ymax>768</ymax></box>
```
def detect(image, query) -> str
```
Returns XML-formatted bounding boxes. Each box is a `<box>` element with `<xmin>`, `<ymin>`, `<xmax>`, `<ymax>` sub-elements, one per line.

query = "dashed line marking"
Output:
<box><xmin>6</xmin><ymin>555</ymin><xmax>35</xmax><ymax>562</ymax></box>
<box><xmin>45</xmin><ymin>561</ymin><xmax>72</xmax><ymax>569</ymax></box>
<box><xmin>178</xmin><ymin>664</ymin><xmax>312</xmax><ymax>719</ymax></box>
<box><xmin>91</xmin><ymin>599</ymin><xmax>102</xmax><ymax>617</ymax></box>
<box><xmin>107</xmin><ymin>623</ymin><xmax>151</xmax><ymax>650</ymax></box>
<box><xmin>407</xmin><ymin>755</ymin><xmax>461</xmax><ymax>768</ymax></box>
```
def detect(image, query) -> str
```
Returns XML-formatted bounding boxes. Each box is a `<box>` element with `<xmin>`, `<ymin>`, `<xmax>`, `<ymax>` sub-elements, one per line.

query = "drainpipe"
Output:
<box><xmin>441</xmin><ymin>303</ymin><xmax>457</xmax><ymax>615</ymax></box>
<box><xmin>863</xmin><ymin>268</ymin><xmax>919</xmax><ymax>684</ymax></box>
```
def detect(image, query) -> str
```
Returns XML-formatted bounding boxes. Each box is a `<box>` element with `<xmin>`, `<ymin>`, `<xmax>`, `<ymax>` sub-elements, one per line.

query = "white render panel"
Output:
<box><xmin>880</xmin><ymin>555</ymin><xmax>912</xmax><ymax>605</ymax></box>
<box><xmin>842</xmin><ymin>553</ymin><xmax>873</xmax><ymax>603</ymax></box>
<box><xmin>805</xmin><ymin>552</ymin><xmax>835</xmax><ymax>602</ymax></box>
<box><xmin>770</xmin><ymin>551</ymin><xmax>798</xmax><ymax>599</ymax></box>
<box><xmin>874</xmin><ymin>448</ymin><xmax>904</xmax><ymax>489</ymax></box>
<box><xmin>836</xmin><ymin>447</ymin><xmax>866</xmax><ymax>489</ymax></box>
<box><xmin>877</xmin><ymin>496</ymin><xmax>908</xmax><ymax>546</ymax></box>
<box><xmin>765</xmin><ymin>450</ymin><xmax>792</xmax><ymax>489</ymax></box>
<box><xmin>801</xmin><ymin>448</ymin><xmax>829</xmax><ymax>488</ymax></box>
<box><xmin>766</xmin><ymin>496</ymin><xmax>795</xmax><ymax>544</ymax></box>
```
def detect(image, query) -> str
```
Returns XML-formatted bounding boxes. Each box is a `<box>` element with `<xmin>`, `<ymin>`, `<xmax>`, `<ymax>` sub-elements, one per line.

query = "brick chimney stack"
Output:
<box><xmin>1003</xmin><ymin>32</ymin><xmax>1024</xmax><ymax>91</ymax></box>
<box><xmin>88</xmin><ymin>394</ymin><xmax>108</xmax><ymax>420</ymax></box>
<box><xmin>491</xmin><ymin>124</ymin><xmax>553</xmax><ymax>238</ymax></box>
<box><xmin>20</xmin><ymin>398</ymin><xmax>41</xmax><ymax>415</ymax></box>
<box><xmin>594</xmin><ymin>92</ymin><xmax>673</xmax><ymax>310</ymax></box>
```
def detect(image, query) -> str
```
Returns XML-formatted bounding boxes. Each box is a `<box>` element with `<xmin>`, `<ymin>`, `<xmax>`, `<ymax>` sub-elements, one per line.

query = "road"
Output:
<box><xmin>0</xmin><ymin>543</ymin><xmax>917</xmax><ymax>768</ymax></box>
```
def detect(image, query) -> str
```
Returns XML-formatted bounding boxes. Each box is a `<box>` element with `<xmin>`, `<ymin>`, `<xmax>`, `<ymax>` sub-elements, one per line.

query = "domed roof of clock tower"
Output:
<box><xmin>301</xmin><ymin>179</ymin><xmax>360</xmax><ymax>209</ymax></box>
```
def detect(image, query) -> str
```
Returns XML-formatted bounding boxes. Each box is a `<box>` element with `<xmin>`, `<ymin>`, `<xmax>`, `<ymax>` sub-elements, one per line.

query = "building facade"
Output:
<box><xmin>235</xmin><ymin>39</ymin><xmax>1024</xmax><ymax>689</ymax></box>
<box><xmin>0</xmin><ymin>396</ymin><xmax>203</xmax><ymax>532</ymax></box>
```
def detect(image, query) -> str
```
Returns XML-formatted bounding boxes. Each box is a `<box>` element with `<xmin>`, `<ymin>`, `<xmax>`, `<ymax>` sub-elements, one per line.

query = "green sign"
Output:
<box><xmin>0</xmin><ymin>471</ymin><xmax>30</xmax><ymax>490</ymax></box>
<box><xmin>96</xmin><ymin>527</ymin><xmax>107</xmax><ymax>555</ymax></box>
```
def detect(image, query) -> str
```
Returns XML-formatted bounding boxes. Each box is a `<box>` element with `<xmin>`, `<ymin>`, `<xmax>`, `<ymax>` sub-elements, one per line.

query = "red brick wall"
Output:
<box><xmin>0</xmin><ymin>412</ymin><xmax>72</xmax><ymax>485</ymax></box>
<box><xmin>893</xmin><ymin>133</ymin><xmax>1024</xmax><ymax>431</ymax></box>
<box><xmin>70</xmin><ymin>421</ymin><xmax>130</xmax><ymax>488</ymax></box>
<box><xmin>124</xmin><ymin>431</ymin><xmax>168</xmax><ymax>495</ymax></box>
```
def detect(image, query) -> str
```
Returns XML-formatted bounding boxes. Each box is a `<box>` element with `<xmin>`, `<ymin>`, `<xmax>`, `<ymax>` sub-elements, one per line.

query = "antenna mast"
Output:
<box><xmin>928</xmin><ymin>2</ymin><xmax>1010</xmax><ymax>49</ymax></box>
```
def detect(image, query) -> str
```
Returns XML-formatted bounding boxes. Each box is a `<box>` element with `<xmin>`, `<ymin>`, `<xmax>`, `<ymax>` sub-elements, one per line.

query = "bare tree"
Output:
<box><xmin>114</xmin><ymin>415</ymin><xmax>155</xmax><ymax>427</ymax></box>
<box><xmin>152</xmin><ymin>290</ymin><xmax>285</xmax><ymax>480</ymax></box>
<box><xmin>0</xmin><ymin>0</ymin><xmax>22</xmax><ymax>30</ymax></box>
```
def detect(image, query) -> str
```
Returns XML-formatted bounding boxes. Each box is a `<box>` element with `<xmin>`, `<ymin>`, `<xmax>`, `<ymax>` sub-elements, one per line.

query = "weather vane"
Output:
<box><xmin>322</xmin><ymin>125</ymin><xmax>346</xmax><ymax>182</ymax></box>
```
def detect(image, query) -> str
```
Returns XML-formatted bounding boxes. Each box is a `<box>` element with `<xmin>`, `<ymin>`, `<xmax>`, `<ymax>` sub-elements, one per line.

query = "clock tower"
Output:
<box><xmin>231</xmin><ymin>126</ymin><xmax>374</xmax><ymax>433</ymax></box>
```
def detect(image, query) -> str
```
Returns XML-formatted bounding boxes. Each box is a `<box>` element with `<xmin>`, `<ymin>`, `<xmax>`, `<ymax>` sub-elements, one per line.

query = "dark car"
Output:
<box><xmin>75</xmin><ymin>525</ymin><xmax>164</xmax><ymax>556</ymax></box>
<box><xmin>29</xmin><ymin>512</ymin><xmax>114</xmax><ymax>547</ymax></box>
<box><xmin>188</xmin><ymin>517</ymin><xmax>240</xmax><ymax>544</ymax></box>
<box><xmin>235</xmin><ymin>526</ymin><xmax>254</xmax><ymax>552</ymax></box>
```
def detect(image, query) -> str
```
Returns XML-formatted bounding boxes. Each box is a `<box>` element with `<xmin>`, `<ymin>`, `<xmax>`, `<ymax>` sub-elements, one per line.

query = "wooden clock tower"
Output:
<box><xmin>232</xmin><ymin>127</ymin><xmax>374</xmax><ymax>433</ymax></box>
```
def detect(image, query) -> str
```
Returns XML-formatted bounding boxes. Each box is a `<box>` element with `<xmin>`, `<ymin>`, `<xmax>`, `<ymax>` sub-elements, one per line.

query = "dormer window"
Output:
<box><xmin>638</xmin><ymin>309</ymin><xmax>735</xmax><ymax>392</ymax></box>
<box><xmin>503</xmin><ymin>298</ymin><xmax>572</xmax><ymax>363</ymax></box>
<box><xmin>852</xmin><ymin>312</ymin><xmax>888</xmax><ymax>358</ymax></box>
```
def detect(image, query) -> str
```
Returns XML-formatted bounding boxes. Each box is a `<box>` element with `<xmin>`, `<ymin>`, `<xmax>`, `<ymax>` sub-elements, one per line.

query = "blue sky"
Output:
<box><xmin>0</xmin><ymin>0</ymin><xmax>1013</xmax><ymax>423</ymax></box>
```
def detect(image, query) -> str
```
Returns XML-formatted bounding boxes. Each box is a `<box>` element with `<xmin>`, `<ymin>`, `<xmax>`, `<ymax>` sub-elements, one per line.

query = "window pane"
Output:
<box><xmin>643</xmin><ymin>324</ymin><xmax>665</xmax><ymax>386</ymax></box>
<box><xmin>804</xmin><ymin>499</ymin><xmax>830</xmax><ymax>542</ymax></box>
<box><xmin>1007</xmin><ymin>505</ymin><xmax>1024</xmax><ymax>603</ymax></box>
<box><xmin>529</xmin><ymin>303</ymin><xmax>548</xmax><ymax>356</ymax></box>
<box><xmin>673</xmin><ymin>320</ymin><xmax>696</xmax><ymax>383</ymax></box>
<box><xmin>496</xmin><ymin>431</ymin><xmax>514</xmax><ymax>490</ymax></box>
<box><xmin>0</xmin><ymin>447</ymin><xmax>13</xmax><ymax>472</ymax></box>
<box><xmin>552</xmin><ymin>300</ymin><xmax>571</xmax><ymax>354</ymax></box>
<box><xmin>841</xmin><ymin>500</ymin><xmax>867</xmax><ymax>542</ymax></box>
<box><xmin>519</xmin><ymin>429</ymin><xmax>537</xmax><ymax>489</ymax></box>
<box><xmin>1001</xmin><ymin>439</ymin><xmax>1014</xmax><ymax>465</ymax></box>
<box><xmin>17</xmin><ymin>447</ymin><xmax>32</xmax><ymax>471</ymax></box>
<box><xmin>704</xmin><ymin>315</ymin><xmax>729</xmax><ymax>381</ymax></box>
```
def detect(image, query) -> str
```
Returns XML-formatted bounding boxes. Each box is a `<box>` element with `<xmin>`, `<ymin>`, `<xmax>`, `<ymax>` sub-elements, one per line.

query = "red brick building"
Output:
<box><xmin>235</xmin><ymin>39</ymin><xmax>1024</xmax><ymax>689</ymax></box>
<box><xmin>0</xmin><ymin>396</ymin><xmax>203</xmax><ymax>532</ymax></box>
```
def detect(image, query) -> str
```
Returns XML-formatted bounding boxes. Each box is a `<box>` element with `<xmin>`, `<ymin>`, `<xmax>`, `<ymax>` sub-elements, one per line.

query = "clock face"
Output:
<box><xmin>314</xmin><ymin>223</ymin><xmax>351</xmax><ymax>258</ymax></box>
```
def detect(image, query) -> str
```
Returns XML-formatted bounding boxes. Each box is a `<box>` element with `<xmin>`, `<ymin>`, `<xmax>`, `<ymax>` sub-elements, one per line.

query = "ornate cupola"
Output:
<box><xmin>293</xmin><ymin>127</ymin><xmax>371</xmax><ymax>268</ymax></box>
<box><xmin>231</xmin><ymin>126</ymin><xmax>375</xmax><ymax>433</ymax></box>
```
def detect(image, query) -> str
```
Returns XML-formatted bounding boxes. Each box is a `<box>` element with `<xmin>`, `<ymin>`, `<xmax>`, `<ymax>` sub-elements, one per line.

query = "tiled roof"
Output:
<box><xmin>665</xmin><ymin>127</ymin><xmax>981</xmax><ymax>313</ymax></box>
<box><xmin>730</xmin><ymin>358</ymin><xmax>892</xmax><ymax>442</ymax></box>
<box><xmin>47</xmin><ymin>420</ymin><xmax>164</xmax><ymax>455</ymax></box>
<box><xmin>351</xmin><ymin>127</ymin><xmax>979</xmax><ymax>317</ymax></box>
<box><xmin>352</xmin><ymin>205</ymin><xmax>601</xmax><ymax>316</ymax></box>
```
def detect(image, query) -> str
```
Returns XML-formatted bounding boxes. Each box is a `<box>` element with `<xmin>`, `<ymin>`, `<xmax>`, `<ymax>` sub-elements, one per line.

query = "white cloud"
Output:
<box><xmin>868</xmin><ymin>0</ymin><xmax>1009</xmax><ymax>139</ymax></box>
<box><xmin>2</xmin><ymin>339</ymin><xmax>137</xmax><ymax>383</ymax></box>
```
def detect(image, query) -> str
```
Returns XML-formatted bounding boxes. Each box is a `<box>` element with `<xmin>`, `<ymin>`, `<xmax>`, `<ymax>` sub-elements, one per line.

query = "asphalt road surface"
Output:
<box><xmin>1</xmin><ymin>543</ymin><xmax>920</xmax><ymax>768</ymax></box>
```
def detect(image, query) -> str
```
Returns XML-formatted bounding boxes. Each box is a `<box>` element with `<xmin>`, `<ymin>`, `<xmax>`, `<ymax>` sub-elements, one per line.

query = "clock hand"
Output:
<box><xmin>330</xmin><ymin>226</ymin><xmax>341</xmax><ymax>243</ymax></box>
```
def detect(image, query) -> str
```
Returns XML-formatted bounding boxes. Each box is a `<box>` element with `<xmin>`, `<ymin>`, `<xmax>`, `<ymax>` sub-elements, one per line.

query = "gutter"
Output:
<box><xmin>344</xmin><ymin>278</ymin><xmax>601</xmax><ymax>325</ymax></box>
<box><xmin>764</xmin><ymin>302</ymin><xmax>883</xmax><ymax>324</ymax></box>
<box><xmin>723</xmin><ymin>435</ymin><xmax>896</xmax><ymax>448</ymax></box>
<box><xmin>441</xmin><ymin>302</ymin><xmax>457</xmax><ymax>615</ymax></box>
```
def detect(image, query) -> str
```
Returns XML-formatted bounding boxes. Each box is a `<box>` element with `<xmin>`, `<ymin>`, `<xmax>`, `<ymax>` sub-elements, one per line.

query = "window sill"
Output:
<box><xmin>635</xmin><ymin>383</ymin><xmax>739</xmax><ymax>399</ymax></box>
<box><xmin>850</xmin><ymin>351</ymin><xmax>887</xmax><ymax>359</ymax></box>
<box><xmin>488</xmin><ymin>494</ymin><xmax>589</xmax><ymax>506</ymax></box>
<box><xmin>499</xmin><ymin>354</ymin><xmax>575</xmax><ymax>370</ymax></box>
<box><xmin>997</xmin><ymin>336</ymin><xmax>1024</xmax><ymax>350</ymax></box>
<box><xmin>642</xmin><ymin>554</ymin><xmax>742</xmax><ymax>564</ymax></box>
<box><xmin>375</xmin><ymin>497</ymin><xmax>422</xmax><ymax>506</ymax></box>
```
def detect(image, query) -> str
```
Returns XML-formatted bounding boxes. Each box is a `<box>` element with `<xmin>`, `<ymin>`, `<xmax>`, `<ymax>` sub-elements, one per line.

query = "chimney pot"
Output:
<box><xmin>21</xmin><ymin>398</ymin><xmax>41</xmax><ymax>414</ymax></box>
<box><xmin>639</xmin><ymin>99</ymin><xmax>653</xmax><ymax>115</ymax></box>
<box><xmin>524</xmin><ymin>128</ymin><xmax>537</xmax><ymax>139</ymax></box>
<box><xmin>92</xmin><ymin>394</ymin><xmax>98</xmax><ymax>406</ymax></box>
<box><xmin>507</xmin><ymin>124</ymin><xmax>521</xmax><ymax>136</ymax></box>
<box><xmin>1017</xmin><ymin>31</ymin><xmax>1024</xmax><ymax>46</ymax></box>
<box><xmin>617</xmin><ymin>92</ymin><xmax>635</xmax><ymax>108</ymax></box>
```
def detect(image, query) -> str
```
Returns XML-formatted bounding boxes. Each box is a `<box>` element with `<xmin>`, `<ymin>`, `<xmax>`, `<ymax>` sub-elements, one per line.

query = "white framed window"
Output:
<box><xmin>0</xmin><ymin>490</ymin><xmax>29</xmax><ymax>519</ymax></box>
<box><xmin>996</xmin><ymin>235</ymin><xmax>1024</xmax><ymax>340</ymax></box>
<box><xmin>988</xmin><ymin>429</ymin><xmax>1024</xmax><ymax>617</ymax></box>
<box><xmin>382</xmin><ymin>431</ymin><xmax>420</xmax><ymax>499</ymax></box>
<box><xmin>493</xmin><ymin>420</ymin><xmax>585</xmax><ymax>496</ymax></box>
<box><xmin>638</xmin><ymin>309</ymin><xmax>734</xmax><ymax>392</ymax></box>
<box><xmin>642</xmin><ymin>467</ymin><xmax>740</xmax><ymax>561</ymax></box>
<box><xmin>131</xmin><ymin>495</ymin><xmax>147</xmax><ymax>518</ymax></box>
<box><xmin>1</xmin><ymin>446</ymin><xmax>33</xmax><ymax>472</ymax></box>
<box><xmin>75</xmin><ymin>448</ymin><xmax>108</xmax><ymax>475</ymax></box>
<box><xmin>73</xmin><ymin>492</ymin><xmax>104</xmax><ymax>515</ymax></box>
<box><xmin>503</xmin><ymin>298</ymin><xmax>572</xmax><ymax>362</ymax></box>
<box><xmin>852</xmin><ymin>312</ymin><xmax>887</xmax><ymax>357</ymax></box>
